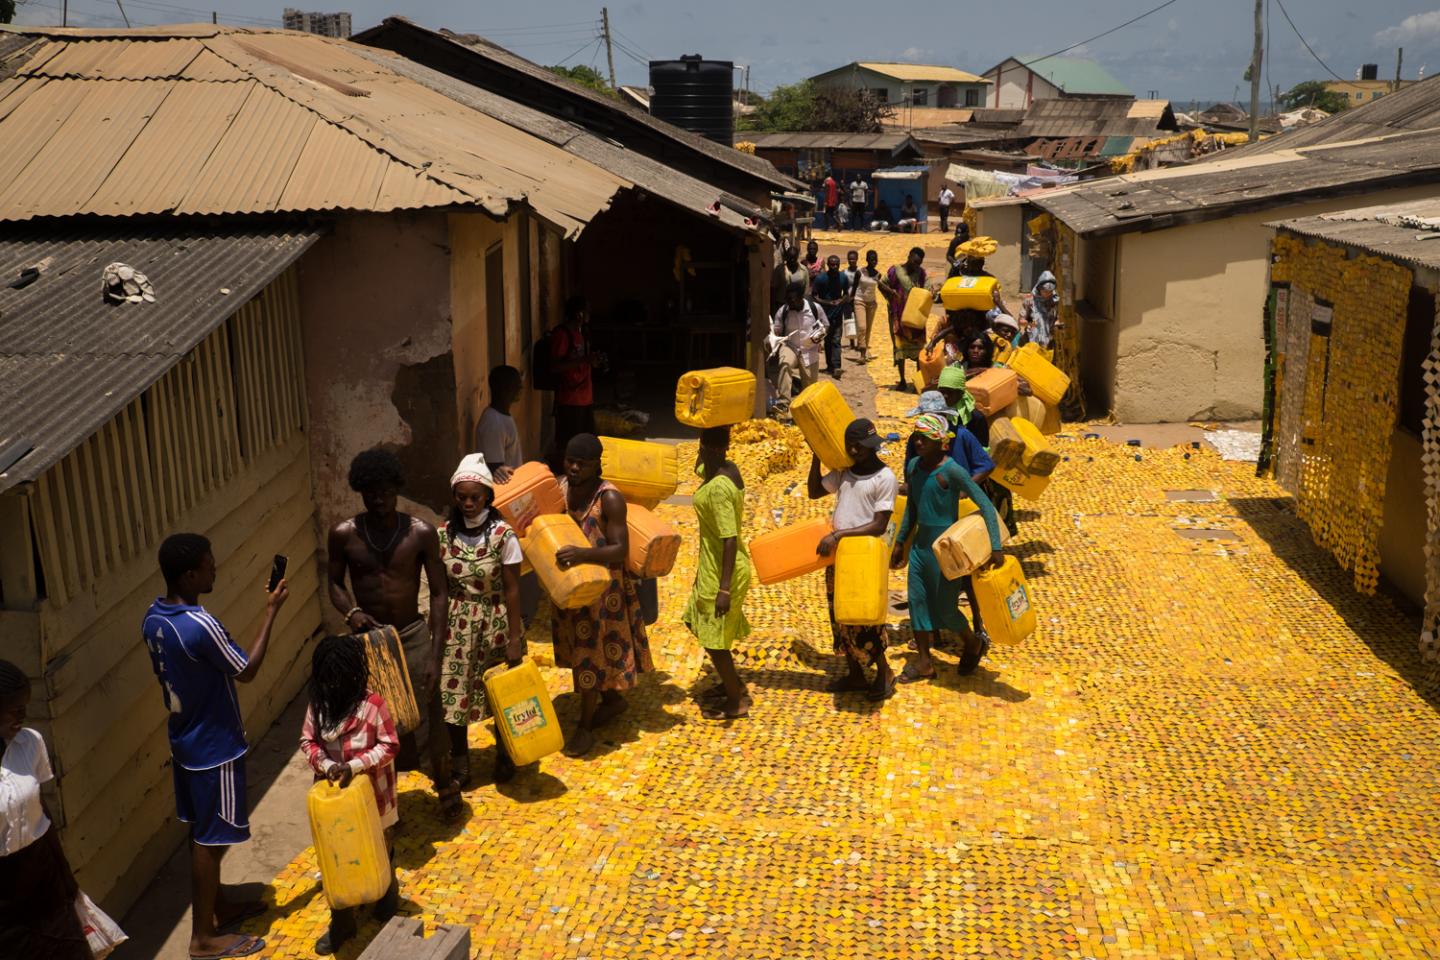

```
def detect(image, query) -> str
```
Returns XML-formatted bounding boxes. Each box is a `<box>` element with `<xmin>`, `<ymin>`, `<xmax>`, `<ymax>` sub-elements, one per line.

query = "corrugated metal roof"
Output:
<box><xmin>0</xmin><ymin>226</ymin><xmax>321</xmax><ymax>492</ymax></box>
<box><xmin>1269</xmin><ymin>198</ymin><xmax>1440</xmax><ymax>271</ymax></box>
<box><xmin>1015</xmin><ymin>98</ymin><xmax>1175</xmax><ymax>138</ymax></box>
<box><xmin>1012</xmin><ymin>56</ymin><xmax>1131</xmax><ymax>96</ymax></box>
<box><xmin>1034</xmin><ymin>82</ymin><xmax>1440</xmax><ymax>236</ymax></box>
<box><xmin>851</xmin><ymin>62</ymin><xmax>989</xmax><ymax>84</ymax></box>
<box><xmin>0</xmin><ymin>25</ymin><xmax>633</xmax><ymax>232</ymax></box>
<box><xmin>353</xmin><ymin>18</ymin><xmax>798</xmax><ymax>194</ymax></box>
<box><xmin>746</xmin><ymin>132</ymin><xmax>917</xmax><ymax>151</ymax></box>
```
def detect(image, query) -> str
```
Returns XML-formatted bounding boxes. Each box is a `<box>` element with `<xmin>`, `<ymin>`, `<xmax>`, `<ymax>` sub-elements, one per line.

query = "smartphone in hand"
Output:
<box><xmin>267</xmin><ymin>554</ymin><xmax>288</xmax><ymax>592</ymax></box>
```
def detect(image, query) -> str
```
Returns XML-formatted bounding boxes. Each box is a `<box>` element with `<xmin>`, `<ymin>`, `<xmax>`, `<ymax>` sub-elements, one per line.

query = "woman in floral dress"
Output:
<box><xmin>552</xmin><ymin>434</ymin><xmax>654</xmax><ymax>758</ymax></box>
<box><xmin>439</xmin><ymin>453</ymin><xmax>525</xmax><ymax>785</ymax></box>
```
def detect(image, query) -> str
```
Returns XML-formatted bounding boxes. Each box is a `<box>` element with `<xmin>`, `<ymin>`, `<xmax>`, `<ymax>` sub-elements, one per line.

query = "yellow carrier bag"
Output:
<box><xmin>483</xmin><ymin>658</ymin><xmax>564</xmax><ymax>765</ymax></box>
<box><xmin>939</xmin><ymin>275</ymin><xmax>998</xmax><ymax>312</ymax></box>
<box><xmin>832</xmin><ymin>536</ymin><xmax>889</xmax><ymax>626</ymax></box>
<box><xmin>791</xmin><ymin>381</ymin><xmax>855</xmax><ymax>470</ymax></box>
<box><xmin>675</xmin><ymin>367</ymin><xmax>756</xmax><ymax>428</ymax></box>
<box><xmin>972</xmin><ymin>554</ymin><xmax>1036</xmax><ymax>645</ymax></box>
<box><xmin>599</xmin><ymin>436</ymin><xmax>678</xmax><ymax>504</ymax></box>
<box><xmin>307</xmin><ymin>776</ymin><xmax>392</xmax><ymax>910</ymax></box>
<box><xmin>932</xmin><ymin>515</ymin><xmax>994</xmax><ymax>580</ymax></box>
<box><xmin>750</xmin><ymin>517</ymin><xmax>834</xmax><ymax>585</ymax></box>
<box><xmin>523</xmin><ymin>515</ymin><xmax>610</xmax><ymax>609</ymax></box>
<box><xmin>1005</xmin><ymin>344</ymin><xmax>1071</xmax><ymax>407</ymax></box>
<box><xmin>900</xmin><ymin>286</ymin><xmax>934</xmax><ymax>330</ymax></box>
<box><xmin>354</xmin><ymin>627</ymin><xmax>418</xmax><ymax>734</ymax></box>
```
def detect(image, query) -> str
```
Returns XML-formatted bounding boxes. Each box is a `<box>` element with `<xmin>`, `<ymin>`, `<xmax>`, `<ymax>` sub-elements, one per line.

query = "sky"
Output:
<box><xmin>14</xmin><ymin>0</ymin><xmax>1440</xmax><ymax>104</ymax></box>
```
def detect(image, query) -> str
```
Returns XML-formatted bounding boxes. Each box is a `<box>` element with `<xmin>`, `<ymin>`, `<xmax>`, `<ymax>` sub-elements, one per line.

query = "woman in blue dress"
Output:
<box><xmin>890</xmin><ymin>413</ymin><xmax>1005</xmax><ymax>681</ymax></box>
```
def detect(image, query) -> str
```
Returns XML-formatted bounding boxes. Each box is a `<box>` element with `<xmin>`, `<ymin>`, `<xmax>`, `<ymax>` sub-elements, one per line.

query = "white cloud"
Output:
<box><xmin>899</xmin><ymin>47</ymin><xmax>928</xmax><ymax>61</ymax></box>
<box><xmin>1375</xmin><ymin>10</ymin><xmax>1440</xmax><ymax>46</ymax></box>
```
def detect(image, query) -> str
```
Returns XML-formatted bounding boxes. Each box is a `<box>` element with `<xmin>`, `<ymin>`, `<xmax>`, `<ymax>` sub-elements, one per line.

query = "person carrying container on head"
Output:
<box><xmin>808</xmin><ymin>419</ymin><xmax>898</xmax><ymax>703</ymax></box>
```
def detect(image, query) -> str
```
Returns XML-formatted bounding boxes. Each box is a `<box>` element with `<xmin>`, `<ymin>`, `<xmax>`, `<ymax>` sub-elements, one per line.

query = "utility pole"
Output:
<box><xmin>1248</xmin><ymin>0</ymin><xmax>1263</xmax><ymax>142</ymax></box>
<box><xmin>115</xmin><ymin>0</ymin><xmax>130</xmax><ymax>26</ymax></box>
<box><xmin>212</xmin><ymin>10</ymin><xmax>217</xmax><ymax>23</ymax></box>
<box><xmin>61</xmin><ymin>0</ymin><xmax>67</xmax><ymax>26</ymax></box>
<box><xmin>1394</xmin><ymin>47</ymin><xmax>1404</xmax><ymax>92</ymax></box>
<box><xmin>601</xmin><ymin>7</ymin><xmax>617</xmax><ymax>92</ymax></box>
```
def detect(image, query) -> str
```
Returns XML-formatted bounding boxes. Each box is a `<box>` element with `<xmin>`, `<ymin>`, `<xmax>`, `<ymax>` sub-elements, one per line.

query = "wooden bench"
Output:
<box><xmin>357</xmin><ymin>918</ymin><xmax>469</xmax><ymax>959</ymax></box>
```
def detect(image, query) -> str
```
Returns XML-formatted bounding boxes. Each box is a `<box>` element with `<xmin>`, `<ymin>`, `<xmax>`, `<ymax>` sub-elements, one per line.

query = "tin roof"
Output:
<box><xmin>0</xmin><ymin>25</ymin><xmax>762</xmax><ymax>236</ymax></box>
<box><xmin>1269</xmin><ymin>198</ymin><xmax>1440</xmax><ymax>271</ymax></box>
<box><xmin>1015</xmin><ymin>99</ymin><xmax>1176</xmax><ymax>138</ymax></box>
<box><xmin>0</xmin><ymin>225</ymin><xmax>321</xmax><ymax>492</ymax></box>
<box><xmin>984</xmin><ymin>56</ymin><xmax>1132</xmax><ymax>97</ymax></box>
<box><xmin>744</xmin><ymin>131</ymin><xmax>918</xmax><ymax>152</ymax></box>
<box><xmin>851</xmin><ymin>63</ymin><xmax>989</xmax><ymax>84</ymax></box>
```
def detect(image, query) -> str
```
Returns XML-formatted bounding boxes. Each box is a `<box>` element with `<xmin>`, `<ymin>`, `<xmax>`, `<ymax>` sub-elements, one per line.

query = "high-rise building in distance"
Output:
<box><xmin>281</xmin><ymin>8</ymin><xmax>352</xmax><ymax>38</ymax></box>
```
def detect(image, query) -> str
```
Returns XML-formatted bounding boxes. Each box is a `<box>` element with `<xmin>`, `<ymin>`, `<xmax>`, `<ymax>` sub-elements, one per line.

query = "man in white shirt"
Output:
<box><xmin>938</xmin><ymin>183</ymin><xmax>955</xmax><ymax>233</ymax></box>
<box><xmin>849</xmin><ymin>178</ymin><xmax>869</xmax><ymax>231</ymax></box>
<box><xmin>474</xmin><ymin>365</ymin><xmax>523</xmax><ymax>482</ymax></box>
<box><xmin>769</xmin><ymin>282</ymin><xmax>827</xmax><ymax>413</ymax></box>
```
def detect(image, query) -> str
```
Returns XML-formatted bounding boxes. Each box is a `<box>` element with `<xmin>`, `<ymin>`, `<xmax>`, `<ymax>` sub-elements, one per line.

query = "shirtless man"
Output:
<box><xmin>327</xmin><ymin>448</ymin><xmax>457</xmax><ymax>814</ymax></box>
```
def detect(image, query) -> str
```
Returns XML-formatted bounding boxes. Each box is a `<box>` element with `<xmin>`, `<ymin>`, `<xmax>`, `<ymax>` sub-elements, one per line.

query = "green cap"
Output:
<box><xmin>937</xmin><ymin>366</ymin><xmax>967</xmax><ymax>390</ymax></box>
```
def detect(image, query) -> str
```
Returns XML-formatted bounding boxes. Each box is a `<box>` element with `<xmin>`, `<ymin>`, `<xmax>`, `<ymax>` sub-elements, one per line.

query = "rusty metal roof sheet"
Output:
<box><xmin>0</xmin><ymin>225</ymin><xmax>321</xmax><ymax>493</ymax></box>
<box><xmin>0</xmin><ymin>25</ymin><xmax>637</xmax><ymax>233</ymax></box>
<box><xmin>1269</xmin><ymin>198</ymin><xmax>1440</xmax><ymax>271</ymax></box>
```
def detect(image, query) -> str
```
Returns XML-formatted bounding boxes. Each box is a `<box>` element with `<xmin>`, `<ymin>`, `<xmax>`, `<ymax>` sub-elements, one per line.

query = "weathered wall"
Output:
<box><xmin>986</xmin><ymin>67</ymin><xmax>1059</xmax><ymax>109</ymax></box>
<box><xmin>1380</xmin><ymin>428</ymin><xmax>1425</xmax><ymax>606</ymax></box>
<box><xmin>973</xmin><ymin>201</ymin><xmax>1022</xmax><ymax>296</ymax></box>
<box><xmin>1107</xmin><ymin>184</ymin><xmax>1438</xmax><ymax>422</ymax></box>
<box><xmin>299</xmin><ymin>212</ymin><xmax>456</xmax><ymax>535</ymax></box>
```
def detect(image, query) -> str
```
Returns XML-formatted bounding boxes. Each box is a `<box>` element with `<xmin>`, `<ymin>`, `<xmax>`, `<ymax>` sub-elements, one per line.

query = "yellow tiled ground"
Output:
<box><xmin>250</xmin><ymin>260</ymin><xmax>1440</xmax><ymax>958</ymax></box>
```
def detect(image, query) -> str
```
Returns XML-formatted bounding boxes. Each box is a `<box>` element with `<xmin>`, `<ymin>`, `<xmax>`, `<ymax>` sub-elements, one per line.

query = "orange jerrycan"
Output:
<box><xmin>939</xmin><ymin>275</ymin><xmax>998</xmax><ymax>312</ymax></box>
<box><xmin>483</xmin><ymin>658</ymin><xmax>564</xmax><ymax>765</ymax></box>
<box><xmin>493</xmin><ymin>462</ymin><xmax>563</xmax><ymax>537</ymax></box>
<box><xmin>791</xmin><ymin>381</ymin><xmax>855</xmax><ymax>471</ymax></box>
<box><xmin>832</xmin><ymin>536</ymin><xmax>889</xmax><ymax>626</ymax></box>
<box><xmin>917</xmin><ymin>343</ymin><xmax>946</xmax><ymax>387</ymax></box>
<box><xmin>523</xmin><ymin>514</ymin><xmax>610</xmax><ymax>609</ymax></box>
<box><xmin>973</xmin><ymin>554</ymin><xmax>1036</xmax><ymax>645</ymax></box>
<box><xmin>1005</xmin><ymin>343</ymin><xmax>1070</xmax><ymax>407</ymax></box>
<box><xmin>626</xmin><ymin>503</ymin><xmax>682</xmax><ymax>578</ymax></box>
<box><xmin>932</xmin><ymin>515</ymin><xmax>995</xmax><ymax>580</ymax></box>
<box><xmin>750</xmin><ymin>517</ymin><xmax>834</xmax><ymax>585</ymax></box>
<box><xmin>307</xmin><ymin>776</ymin><xmax>392</xmax><ymax>910</ymax></box>
<box><xmin>900</xmin><ymin>286</ymin><xmax>933</xmax><ymax>330</ymax></box>
<box><xmin>965</xmin><ymin>367</ymin><xmax>1019</xmax><ymax>415</ymax></box>
<box><xmin>675</xmin><ymin>367</ymin><xmax>756</xmax><ymax>428</ymax></box>
<box><xmin>599</xmin><ymin>436</ymin><xmax>678</xmax><ymax>504</ymax></box>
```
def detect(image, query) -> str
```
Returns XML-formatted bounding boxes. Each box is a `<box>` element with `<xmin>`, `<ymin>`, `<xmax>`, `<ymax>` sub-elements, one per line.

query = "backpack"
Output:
<box><xmin>531</xmin><ymin>327</ymin><xmax>562</xmax><ymax>391</ymax></box>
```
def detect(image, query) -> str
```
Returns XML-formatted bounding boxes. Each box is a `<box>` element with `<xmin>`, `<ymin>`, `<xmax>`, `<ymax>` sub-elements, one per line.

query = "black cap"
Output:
<box><xmin>844</xmin><ymin>418</ymin><xmax>883</xmax><ymax>450</ymax></box>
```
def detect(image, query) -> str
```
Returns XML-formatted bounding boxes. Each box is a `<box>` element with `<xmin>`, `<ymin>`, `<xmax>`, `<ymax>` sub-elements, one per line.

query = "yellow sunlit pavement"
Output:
<box><xmin>247</xmin><ymin>287</ymin><xmax>1439</xmax><ymax>959</ymax></box>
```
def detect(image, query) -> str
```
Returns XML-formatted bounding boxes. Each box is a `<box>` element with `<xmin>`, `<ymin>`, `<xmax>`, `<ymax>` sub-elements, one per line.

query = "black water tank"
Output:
<box><xmin>1361</xmin><ymin>63</ymin><xmax>1379</xmax><ymax>80</ymax></box>
<box><xmin>650</xmin><ymin>54</ymin><xmax>733</xmax><ymax>145</ymax></box>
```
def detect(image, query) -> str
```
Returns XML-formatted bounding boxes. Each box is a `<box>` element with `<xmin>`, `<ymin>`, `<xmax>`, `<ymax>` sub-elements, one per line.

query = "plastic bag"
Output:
<box><xmin>76</xmin><ymin>892</ymin><xmax>128</xmax><ymax>959</ymax></box>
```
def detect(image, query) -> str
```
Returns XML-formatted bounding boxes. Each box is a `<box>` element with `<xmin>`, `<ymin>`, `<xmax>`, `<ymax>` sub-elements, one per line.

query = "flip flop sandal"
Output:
<box><xmin>699</xmin><ymin>704</ymin><xmax>750</xmax><ymax>721</ymax></box>
<box><xmin>897</xmin><ymin>665</ymin><xmax>935</xmax><ymax>684</ymax></box>
<box><xmin>191</xmin><ymin>934</ymin><xmax>265</xmax><ymax>960</ymax></box>
<box><xmin>216</xmin><ymin>901</ymin><xmax>267</xmax><ymax>929</ymax></box>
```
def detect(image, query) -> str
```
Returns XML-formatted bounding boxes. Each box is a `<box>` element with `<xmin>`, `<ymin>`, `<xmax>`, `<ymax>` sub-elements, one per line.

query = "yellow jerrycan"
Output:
<box><xmin>900</xmin><ymin>286</ymin><xmax>933</xmax><ymax>330</ymax></box>
<box><xmin>1005</xmin><ymin>343</ymin><xmax>1070</xmax><ymax>407</ymax></box>
<box><xmin>832</xmin><ymin>536</ymin><xmax>889</xmax><ymax>626</ymax></box>
<box><xmin>675</xmin><ymin>367</ymin><xmax>756</xmax><ymax>428</ymax></box>
<box><xmin>883</xmin><ymin>494</ymin><xmax>910</xmax><ymax>550</ymax></box>
<box><xmin>791</xmin><ymin>381</ymin><xmax>856</xmax><ymax>471</ymax></box>
<box><xmin>973</xmin><ymin>554</ymin><xmax>1036</xmax><ymax>645</ymax></box>
<box><xmin>307</xmin><ymin>776</ymin><xmax>392</xmax><ymax>910</ymax></box>
<box><xmin>994</xmin><ymin>462</ymin><xmax>1052</xmax><ymax>502</ymax></box>
<box><xmin>523</xmin><ymin>515</ymin><xmax>610</xmax><ymax>609</ymax></box>
<box><xmin>932</xmin><ymin>515</ymin><xmax>995</xmax><ymax>580</ymax></box>
<box><xmin>599</xmin><ymin>436</ymin><xmax>678</xmax><ymax>505</ymax></box>
<box><xmin>939</xmin><ymin>274</ymin><xmax>999</xmax><ymax>312</ymax></box>
<box><xmin>989</xmin><ymin>417</ymin><xmax>1061</xmax><ymax>477</ymax></box>
<box><xmin>483</xmin><ymin>658</ymin><xmax>564</xmax><ymax>765</ymax></box>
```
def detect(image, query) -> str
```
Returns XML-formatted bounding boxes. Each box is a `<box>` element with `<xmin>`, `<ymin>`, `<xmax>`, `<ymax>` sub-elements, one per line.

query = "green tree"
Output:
<box><xmin>739</xmin><ymin>80</ymin><xmax>892</xmax><ymax>133</ymax></box>
<box><xmin>1279</xmin><ymin>80</ymin><xmax>1350</xmax><ymax>113</ymax></box>
<box><xmin>549</xmin><ymin>64</ymin><xmax>617</xmax><ymax>99</ymax></box>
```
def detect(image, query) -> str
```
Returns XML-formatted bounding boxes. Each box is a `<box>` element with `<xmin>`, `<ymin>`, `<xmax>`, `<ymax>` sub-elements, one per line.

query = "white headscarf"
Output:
<box><xmin>449</xmin><ymin>452</ymin><xmax>494</xmax><ymax>490</ymax></box>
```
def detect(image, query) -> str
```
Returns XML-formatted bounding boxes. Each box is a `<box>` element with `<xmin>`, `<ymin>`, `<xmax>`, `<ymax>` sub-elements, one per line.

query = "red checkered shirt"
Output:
<box><xmin>300</xmin><ymin>691</ymin><xmax>400</xmax><ymax>827</ymax></box>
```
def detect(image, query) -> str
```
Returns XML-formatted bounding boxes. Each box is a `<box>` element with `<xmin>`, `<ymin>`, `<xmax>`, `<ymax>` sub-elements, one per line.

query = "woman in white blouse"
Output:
<box><xmin>0</xmin><ymin>659</ymin><xmax>93</xmax><ymax>958</ymax></box>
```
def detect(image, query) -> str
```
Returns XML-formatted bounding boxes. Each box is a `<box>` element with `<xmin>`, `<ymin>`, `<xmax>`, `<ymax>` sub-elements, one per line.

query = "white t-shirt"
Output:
<box><xmin>454</xmin><ymin>512</ymin><xmax>524</xmax><ymax>564</ymax></box>
<box><xmin>939</xmin><ymin>187</ymin><xmax>955</xmax><ymax>206</ymax></box>
<box><xmin>474</xmin><ymin>407</ymin><xmax>522</xmax><ymax>470</ymax></box>
<box><xmin>822</xmin><ymin>466</ymin><xmax>898</xmax><ymax>530</ymax></box>
<box><xmin>772</xmin><ymin>301</ymin><xmax>827</xmax><ymax>367</ymax></box>
<box><xmin>0</xmin><ymin>728</ymin><xmax>53</xmax><ymax>856</ymax></box>
<box><xmin>850</xmin><ymin>180</ymin><xmax>868</xmax><ymax>204</ymax></box>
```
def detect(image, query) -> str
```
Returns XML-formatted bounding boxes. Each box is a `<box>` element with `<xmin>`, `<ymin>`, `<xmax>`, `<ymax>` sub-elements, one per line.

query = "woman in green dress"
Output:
<box><xmin>682</xmin><ymin>426</ymin><xmax>753</xmax><ymax>720</ymax></box>
<box><xmin>890</xmin><ymin>413</ymin><xmax>1005</xmax><ymax>682</ymax></box>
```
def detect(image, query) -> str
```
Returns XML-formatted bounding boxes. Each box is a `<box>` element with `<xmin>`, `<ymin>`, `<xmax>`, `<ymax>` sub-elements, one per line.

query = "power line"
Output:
<box><xmin>1272</xmin><ymin>0</ymin><xmax>1346</xmax><ymax>82</ymax></box>
<box><xmin>1024</xmin><ymin>0</ymin><xmax>1184</xmax><ymax>65</ymax></box>
<box><xmin>553</xmin><ymin>37</ymin><xmax>601</xmax><ymax>67</ymax></box>
<box><xmin>610</xmin><ymin>37</ymin><xmax>649</xmax><ymax>68</ymax></box>
<box><xmin>614</xmin><ymin>29</ymin><xmax>650</xmax><ymax>59</ymax></box>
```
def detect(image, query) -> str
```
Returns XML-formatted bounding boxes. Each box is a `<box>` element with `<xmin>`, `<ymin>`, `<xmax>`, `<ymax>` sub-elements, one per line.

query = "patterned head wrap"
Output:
<box><xmin>450</xmin><ymin>452</ymin><xmax>494</xmax><ymax>489</ymax></box>
<box><xmin>913</xmin><ymin>413</ymin><xmax>953</xmax><ymax>443</ymax></box>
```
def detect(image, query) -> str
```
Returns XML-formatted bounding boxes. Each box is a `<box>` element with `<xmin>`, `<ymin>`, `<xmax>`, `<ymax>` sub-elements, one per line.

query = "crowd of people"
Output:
<box><xmin>816</xmin><ymin>171</ymin><xmax>940</xmax><ymax>233</ymax></box>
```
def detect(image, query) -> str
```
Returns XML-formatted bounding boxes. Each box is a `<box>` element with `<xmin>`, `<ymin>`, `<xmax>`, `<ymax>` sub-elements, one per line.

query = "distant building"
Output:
<box><xmin>1323</xmin><ymin>78</ymin><xmax>1417</xmax><ymax>106</ymax></box>
<box><xmin>981</xmin><ymin>56</ymin><xmax>1132</xmax><ymax>109</ymax></box>
<box><xmin>282</xmin><ymin>7</ymin><xmax>351</xmax><ymax>38</ymax></box>
<box><xmin>808</xmin><ymin>62</ymin><xmax>990</xmax><ymax>110</ymax></box>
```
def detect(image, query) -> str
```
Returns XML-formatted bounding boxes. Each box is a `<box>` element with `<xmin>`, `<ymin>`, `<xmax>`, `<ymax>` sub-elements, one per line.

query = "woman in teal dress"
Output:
<box><xmin>890</xmin><ymin>413</ymin><xmax>1005</xmax><ymax>681</ymax></box>
<box><xmin>682</xmin><ymin>426</ymin><xmax>753</xmax><ymax>720</ymax></box>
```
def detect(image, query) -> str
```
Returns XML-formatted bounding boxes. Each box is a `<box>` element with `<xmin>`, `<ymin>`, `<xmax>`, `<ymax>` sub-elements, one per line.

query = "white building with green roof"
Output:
<box><xmin>981</xmin><ymin>56</ymin><xmax>1133</xmax><ymax>109</ymax></box>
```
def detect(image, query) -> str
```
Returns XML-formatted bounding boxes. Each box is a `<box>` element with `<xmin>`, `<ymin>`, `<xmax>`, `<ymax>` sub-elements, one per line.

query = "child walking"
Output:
<box><xmin>300</xmin><ymin>636</ymin><xmax>401</xmax><ymax>956</ymax></box>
